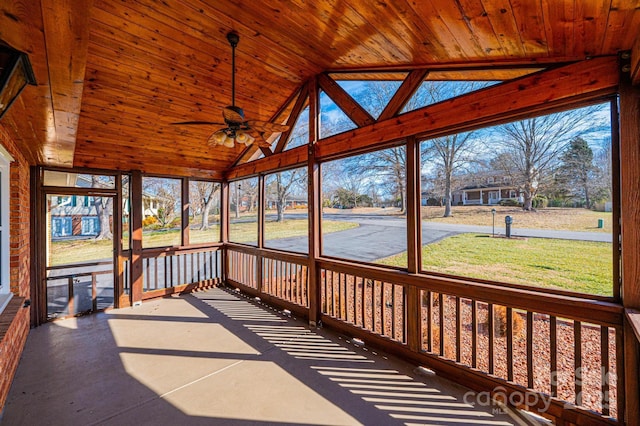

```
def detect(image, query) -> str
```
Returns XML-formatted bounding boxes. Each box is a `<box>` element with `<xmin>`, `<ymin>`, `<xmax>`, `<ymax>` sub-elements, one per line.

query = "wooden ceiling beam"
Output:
<box><xmin>377</xmin><ymin>69</ymin><xmax>429</xmax><ymax>121</ymax></box>
<box><xmin>316</xmin><ymin>57</ymin><xmax>619</xmax><ymax>160</ymax></box>
<box><xmin>317</xmin><ymin>73</ymin><xmax>374</xmax><ymax>127</ymax></box>
<box><xmin>631</xmin><ymin>35</ymin><xmax>640</xmax><ymax>86</ymax></box>
<box><xmin>40</xmin><ymin>0</ymin><xmax>94</xmax><ymax>167</ymax></box>
<box><xmin>226</xmin><ymin>146</ymin><xmax>307</xmax><ymax>180</ymax></box>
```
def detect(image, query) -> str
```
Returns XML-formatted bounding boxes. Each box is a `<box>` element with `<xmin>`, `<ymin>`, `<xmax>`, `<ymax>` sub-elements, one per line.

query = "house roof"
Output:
<box><xmin>1</xmin><ymin>1</ymin><xmax>639</xmax><ymax>177</ymax></box>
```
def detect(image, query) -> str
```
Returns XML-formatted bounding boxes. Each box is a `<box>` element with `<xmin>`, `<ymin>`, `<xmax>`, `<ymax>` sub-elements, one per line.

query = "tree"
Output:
<box><xmin>557</xmin><ymin>137</ymin><xmax>596</xmax><ymax>208</ymax></box>
<box><xmin>190</xmin><ymin>181</ymin><xmax>220</xmax><ymax>230</ymax></box>
<box><xmin>420</xmin><ymin>82</ymin><xmax>493</xmax><ymax>217</ymax></box>
<box><xmin>91</xmin><ymin>175</ymin><xmax>113</xmax><ymax>240</ymax></box>
<box><xmin>494</xmin><ymin>106</ymin><xmax>601</xmax><ymax>210</ymax></box>
<box><xmin>423</xmin><ymin>131</ymin><xmax>478</xmax><ymax>217</ymax></box>
<box><xmin>144</xmin><ymin>177</ymin><xmax>180</xmax><ymax>227</ymax></box>
<box><xmin>266</xmin><ymin>169</ymin><xmax>305</xmax><ymax>222</ymax></box>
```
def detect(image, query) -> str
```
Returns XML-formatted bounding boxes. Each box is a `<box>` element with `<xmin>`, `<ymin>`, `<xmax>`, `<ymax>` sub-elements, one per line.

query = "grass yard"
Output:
<box><xmin>380</xmin><ymin>233</ymin><xmax>613</xmax><ymax>296</ymax></box>
<box><xmin>422</xmin><ymin>206</ymin><xmax>613</xmax><ymax>233</ymax></box>
<box><xmin>49</xmin><ymin>220</ymin><xmax>357</xmax><ymax>266</ymax></box>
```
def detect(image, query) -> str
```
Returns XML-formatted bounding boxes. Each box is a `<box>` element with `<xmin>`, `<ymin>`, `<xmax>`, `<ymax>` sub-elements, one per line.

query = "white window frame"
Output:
<box><xmin>0</xmin><ymin>149</ymin><xmax>14</xmax><ymax>314</ymax></box>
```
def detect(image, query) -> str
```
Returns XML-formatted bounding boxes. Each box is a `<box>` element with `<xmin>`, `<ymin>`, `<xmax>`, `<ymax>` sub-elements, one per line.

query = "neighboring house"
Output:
<box><xmin>454</xmin><ymin>175</ymin><xmax>523</xmax><ymax>206</ymax></box>
<box><xmin>49</xmin><ymin>195</ymin><xmax>101</xmax><ymax>239</ymax></box>
<box><xmin>265</xmin><ymin>197</ymin><xmax>308</xmax><ymax>210</ymax></box>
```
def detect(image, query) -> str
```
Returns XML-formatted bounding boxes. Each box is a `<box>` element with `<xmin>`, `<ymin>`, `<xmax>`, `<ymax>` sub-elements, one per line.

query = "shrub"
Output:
<box><xmin>423</xmin><ymin>324</ymin><xmax>455</xmax><ymax>358</ymax></box>
<box><xmin>499</xmin><ymin>199</ymin><xmax>521</xmax><ymax>207</ymax></box>
<box><xmin>142</xmin><ymin>216</ymin><xmax>157</xmax><ymax>227</ymax></box>
<box><xmin>492</xmin><ymin>306</ymin><xmax>525</xmax><ymax>340</ymax></box>
<box><xmin>532</xmin><ymin>195</ymin><xmax>548</xmax><ymax>209</ymax></box>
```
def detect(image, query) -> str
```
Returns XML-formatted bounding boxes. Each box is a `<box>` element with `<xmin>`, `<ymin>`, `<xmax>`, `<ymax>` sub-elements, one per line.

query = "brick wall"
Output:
<box><xmin>0</xmin><ymin>125</ymin><xmax>31</xmax><ymax>413</ymax></box>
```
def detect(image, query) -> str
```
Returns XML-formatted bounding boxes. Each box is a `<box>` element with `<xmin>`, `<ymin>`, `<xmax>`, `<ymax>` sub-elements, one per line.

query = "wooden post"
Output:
<box><xmin>619</xmin><ymin>73</ymin><xmax>640</xmax><ymax>425</ymax></box>
<box><xmin>406</xmin><ymin>136</ymin><xmax>421</xmax><ymax>352</ymax></box>
<box><xmin>256</xmin><ymin>175</ymin><xmax>265</xmax><ymax>293</ymax></box>
<box><xmin>307</xmin><ymin>77</ymin><xmax>321</xmax><ymax>326</ymax></box>
<box><xmin>130</xmin><ymin>170</ymin><xmax>143</xmax><ymax>305</ymax></box>
<box><xmin>181</xmin><ymin>177</ymin><xmax>189</xmax><ymax>247</ymax></box>
<box><xmin>221</xmin><ymin>181</ymin><xmax>229</xmax><ymax>283</ymax></box>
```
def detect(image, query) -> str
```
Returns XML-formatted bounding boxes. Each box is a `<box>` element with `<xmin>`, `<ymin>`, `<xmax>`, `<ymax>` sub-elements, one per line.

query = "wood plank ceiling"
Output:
<box><xmin>0</xmin><ymin>0</ymin><xmax>639</xmax><ymax>178</ymax></box>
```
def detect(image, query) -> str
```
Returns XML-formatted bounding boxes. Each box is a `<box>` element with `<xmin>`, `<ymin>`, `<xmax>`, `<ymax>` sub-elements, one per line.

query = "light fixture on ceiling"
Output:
<box><xmin>0</xmin><ymin>41</ymin><xmax>36</xmax><ymax>120</ymax></box>
<box><xmin>208</xmin><ymin>128</ymin><xmax>255</xmax><ymax>148</ymax></box>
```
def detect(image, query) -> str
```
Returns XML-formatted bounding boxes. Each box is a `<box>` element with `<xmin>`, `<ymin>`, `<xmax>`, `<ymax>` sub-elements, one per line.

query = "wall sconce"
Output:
<box><xmin>0</xmin><ymin>42</ymin><xmax>36</xmax><ymax>120</ymax></box>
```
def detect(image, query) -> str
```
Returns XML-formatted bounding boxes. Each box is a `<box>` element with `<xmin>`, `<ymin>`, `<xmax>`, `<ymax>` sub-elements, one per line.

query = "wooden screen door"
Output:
<box><xmin>45</xmin><ymin>193</ymin><xmax>117</xmax><ymax>320</ymax></box>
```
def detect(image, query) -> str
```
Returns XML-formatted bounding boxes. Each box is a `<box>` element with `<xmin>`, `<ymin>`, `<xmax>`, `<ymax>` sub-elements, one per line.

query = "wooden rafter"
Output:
<box><xmin>317</xmin><ymin>73</ymin><xmax>374</xmax><ymax>127</ymax></box>
<box><xmin>274</xmin><ymin>83</ymin><xmax>310</xmax><ymax>153</ymax></box>
<box><xmin>377</xmin><ymin>69</ymin><xmax>429</xmax><ymax>121</ymax></box>
<box><xmin>232</xmin><ymin>85</ymin><xmax>306</xmax><ymax>166</ymax></box>
<box><xmin>317</xmin><ymin>57</ymin><xmax>619</xmax><ymax>160</ymax></box>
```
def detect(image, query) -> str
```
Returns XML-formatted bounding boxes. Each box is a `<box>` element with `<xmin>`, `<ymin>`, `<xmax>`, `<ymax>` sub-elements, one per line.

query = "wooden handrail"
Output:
<box><xmin>317</xmin><ymin>257</ymin><xmax>623</xmax><ymax>327</ymax></box>
<box><xmin>627</xmin><ymin>309</ymin><xmax>640</xmax><ymax>342</ymax></box>
<box><xmin>226</xmin><ymin>243</ymin><xmax>309</xmax><ymax>264</ymax></box>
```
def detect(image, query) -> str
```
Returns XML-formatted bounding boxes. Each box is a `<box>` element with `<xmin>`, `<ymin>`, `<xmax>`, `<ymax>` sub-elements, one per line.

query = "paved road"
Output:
<box><xmin>266</xmin><ymin>213</ymin><xmax>611</xmax><ymax>262</ymax></box>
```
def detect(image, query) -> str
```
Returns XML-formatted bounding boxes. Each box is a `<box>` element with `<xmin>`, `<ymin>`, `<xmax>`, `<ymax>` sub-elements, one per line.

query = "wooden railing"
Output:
<box><xmin>45</xmin><ymin>261</ymin><xmax>114</xmax><ymax>318</ymax></box>
<box><xmin>140</xmin><ymin>245</ymin><xmax>223</xmax><ymax>296</ymax></box>
<box><xmin>320</xmin><ymin>268</ymin><xmax>406</xmax><ymax>344</ymax></box>
<box><xmin>316</xmin><ymin>258</ymin><xmax>623</xmax><ymax>425</ymax></box>
<box><xmin>224</xmin><ymin>247</ymin><xmax>624</xmax><ymax>424</ymax></box>
<box><xmin>227</xmin><ymin>244</ymin><xmax>310</xmax><ymax>311</ymax></box>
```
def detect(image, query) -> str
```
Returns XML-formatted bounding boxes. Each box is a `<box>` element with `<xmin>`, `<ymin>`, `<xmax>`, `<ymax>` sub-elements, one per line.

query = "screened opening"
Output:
<box><xmin>415</xmin><ymin>101</ymin><xmax>615</xmax><ymax>297</ymax></box>
<box><xmin>401</xmin><ymin>80</ymin><xmax>498</xmax><ymax>114</ymax></box>
<box><xmin>264</xmin><ymin>167</ymin><xmax>308</xmax><ymax>253</ymax></box>
<box><xmin>142</xmin><ymin>177</ymin><xmax>182</xmax><ymax>248</ymax></box>
<box><xmin>229</xmin><ymin>177</ymin><xmax>259</xmax><ymax>245</ymax></box>
<box><xmin>321</xmin><ymin>146</ymin><xmax>407</xmax><ymax>267</ymax></box>
<box><xmin>189</xmin><ymin>180</ymin><xmax>221</xmax><ymax>244</ymax></box>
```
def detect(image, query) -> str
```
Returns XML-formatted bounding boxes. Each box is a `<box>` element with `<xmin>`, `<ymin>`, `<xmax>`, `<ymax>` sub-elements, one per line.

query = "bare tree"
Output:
<box><xmin>190</xmin><ymin>181</ymin><xmax>220</xmax><ymax>230</ymax></box>
<box><xmin>143</xmin><ymin>177</ymin><xmax>180</xmax><ymax>227</ymax></box>
<box><xmin>266</xmin><ymin>169</ymin><xmax>306</xmax><ymax>222</ymax></box>
<box><xmin>423</xmin><ymin>131</ymin><xmax>478</xmax><ymax>217</ymax></box>
<box><xmin>494</xmin><ymin>105</ymin><xmax>603</xmax><ymax>210</ymax></box>
<box><xmin>91</xmin><ymin>175</ymin><xmax>113</xmax><ymax>240</ymax></box>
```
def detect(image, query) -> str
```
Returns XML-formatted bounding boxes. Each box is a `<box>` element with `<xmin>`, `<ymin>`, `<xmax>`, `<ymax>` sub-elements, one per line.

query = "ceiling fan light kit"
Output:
<box><xmin>173</xmin><ymin>31</ymin><xmax>289</xmax><ymax>149</ymax></box>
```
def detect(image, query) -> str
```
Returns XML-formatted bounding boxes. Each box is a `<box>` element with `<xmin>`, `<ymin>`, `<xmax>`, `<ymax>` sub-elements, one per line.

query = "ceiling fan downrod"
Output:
<box><xmin>227</xmin><ymin>32</ymin><xmax>239</xmax><ymax>108</ymax></box>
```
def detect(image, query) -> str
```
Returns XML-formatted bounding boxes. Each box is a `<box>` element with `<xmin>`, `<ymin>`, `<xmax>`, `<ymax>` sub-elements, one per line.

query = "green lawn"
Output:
<box><xmin>380</xmin><ymin>233</ymin><xmax>613</xmax><ymax>296</ymax></box>
<box><xmin>49</xmin><ymin>220</ymin><xmax>357</xmax><ymax>266</ymax></box>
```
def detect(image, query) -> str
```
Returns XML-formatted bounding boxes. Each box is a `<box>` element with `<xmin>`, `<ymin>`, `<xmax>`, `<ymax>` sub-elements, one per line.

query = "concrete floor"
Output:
<box><xmin>2</xmin><ymin>287</ymin><xmax>525</xmax><ymax>426</ymax></box>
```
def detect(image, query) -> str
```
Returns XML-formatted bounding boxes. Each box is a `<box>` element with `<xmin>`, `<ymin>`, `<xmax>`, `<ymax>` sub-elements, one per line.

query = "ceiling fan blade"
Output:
<box><xmin>171</xmin><ymin>121</ymin><xmax>225</xmax><ymax>125</ymax></box>
<box><xmin>223</xmin><ymin>106</ymin><xmax>245</xmax><ymax>123</ymax></box>
<box><xmin>246</xmin><ymin>130</ymin><xmax>272</xmax><ymax>148</ymax></box>
<box><xmin>246</xmin><ymin>120</ymin><xmax>290</xmax><ymax>133</ymax></box>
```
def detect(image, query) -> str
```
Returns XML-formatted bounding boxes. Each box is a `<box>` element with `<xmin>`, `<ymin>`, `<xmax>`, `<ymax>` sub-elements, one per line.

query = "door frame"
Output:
<box><xmin>35</xmin><ymin>168</ymin><xmax>125</xmax><ymax>324</ymax></box>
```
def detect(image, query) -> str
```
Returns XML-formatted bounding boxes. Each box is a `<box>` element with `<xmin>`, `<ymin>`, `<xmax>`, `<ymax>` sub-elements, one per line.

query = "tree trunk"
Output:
<box><xmin>199</xmin><ymin>198</ymin><xmax>212</xmax><ymax>230</ymax></box>
<box><xmin>443</xmin><ymin>168</ymin><xmax>452</xmax><ymax>217</ymax></box>
<box><xmin>94</xmin><ymin>197</ymin><xmax>113</xmax><ymax>240</ymax></box>
<box><xmin>276</xmin><ymin>201</ymin><xmax>284</xmax><ymax>222</ymax></box>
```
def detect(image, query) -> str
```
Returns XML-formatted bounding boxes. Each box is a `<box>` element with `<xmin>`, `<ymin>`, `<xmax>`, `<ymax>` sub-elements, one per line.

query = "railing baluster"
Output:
<box><xmin>472</xmin><ymin>300</ymin><xmax>477</xmax><ymax>368</ymax></box>
<box><xmin>550</xmin><ymin>315</ymin><xmax>558</xmax><ymax>397</ymax></box>
<box><xmin>507</xmin><ymin>307</ymin><xmax>514</xmax><ymax>382</ymax></box>
<box><xmin>488</xmin><ymin>303</ymin><xmax>494</xmax><ymax>374</ymax></box>
<box><xmin>575</xmin><ymin>320</ymin><xmax>582</xmax><ymax>406</ymax></box>
<box><xmin>439</xmin><ymin>293</ymin><xmax>444</xmax><ymax>356</ymax></box>
<box><xmin>601</xmin><ymin>326</ymin><xmax>610</xmax><ymax>416</ymax></box>
<box><xmin>527</xmin><ymin>311</ymin><xmax>534</xmax><ymax>389</ymax></box>
<box><xmin>456</xmin><ymin>296</ymin><xmax>461</xmax><ymax>362</ymax></box>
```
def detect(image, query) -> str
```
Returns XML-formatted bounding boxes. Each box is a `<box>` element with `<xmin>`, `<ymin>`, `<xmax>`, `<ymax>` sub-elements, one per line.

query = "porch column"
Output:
<box><xmin>619</xmin><ymin>73</ymin><xmax>640</xmax><ymax>425</ymax></box>
<box><xmin>130</xmin><ymin>170</ymin><xmax>143</xmax><ymax>305</ymax></box>
<box><xmin>307</xmin><ymin>77</ymin><xmax>321</xmax><ymax>326</ymax></box>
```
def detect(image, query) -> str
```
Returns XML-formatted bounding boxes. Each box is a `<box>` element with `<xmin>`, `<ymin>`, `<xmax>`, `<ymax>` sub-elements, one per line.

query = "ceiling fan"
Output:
<box><xmin>173</xmin><ymin>32</ymin><xmax>289</xmax><ymax>148</ymax></box>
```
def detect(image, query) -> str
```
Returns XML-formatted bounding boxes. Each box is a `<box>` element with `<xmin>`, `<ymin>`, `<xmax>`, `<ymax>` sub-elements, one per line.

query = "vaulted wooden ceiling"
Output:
<box><xmin>1</xmin><ymin>0</ymin><xmax>639</xmax><ymax>178</ymax></box>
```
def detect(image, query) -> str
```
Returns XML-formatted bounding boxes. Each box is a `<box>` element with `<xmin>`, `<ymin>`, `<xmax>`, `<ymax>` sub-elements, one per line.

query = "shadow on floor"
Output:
<box><xmin>3</xmin><ymin>287</ymin><xmax>523</xmax><ymax>425</ymax></box>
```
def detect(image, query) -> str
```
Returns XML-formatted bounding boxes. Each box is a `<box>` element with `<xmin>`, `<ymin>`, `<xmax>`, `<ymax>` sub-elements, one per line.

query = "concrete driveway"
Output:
<box><xmin>265</xmin><ymin>212</ymin><xmax>611</xmax><ymax>263</ymax></box>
